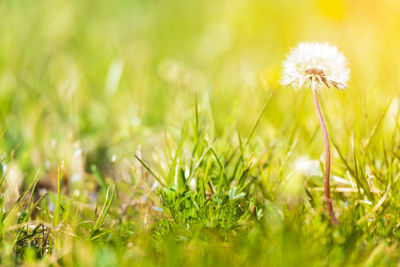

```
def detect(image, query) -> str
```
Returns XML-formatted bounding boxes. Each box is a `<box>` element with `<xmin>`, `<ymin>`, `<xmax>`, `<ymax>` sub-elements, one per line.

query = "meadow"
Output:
<box><xmin>1</xmin><ymin>0</ymin><xmax>400</xmax><ymax>266</ymax></box>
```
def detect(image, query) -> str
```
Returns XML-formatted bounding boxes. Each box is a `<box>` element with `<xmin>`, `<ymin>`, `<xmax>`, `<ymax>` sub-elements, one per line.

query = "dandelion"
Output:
<box><xmin>282</xmin><ymin>42</ymin><xmax>349</xmax><ymax>90</ymax></box>
<box><xmin>282</xmin><ymin>42</ymin><xmax>350</xmax><ymax>226</ymax></box>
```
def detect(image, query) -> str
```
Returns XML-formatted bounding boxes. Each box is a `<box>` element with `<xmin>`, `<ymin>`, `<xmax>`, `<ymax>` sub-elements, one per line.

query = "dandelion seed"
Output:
<box><xmin>282</xmin><ymin>42</ymin><xmax>350</xmax><ymax>226</ymax></box>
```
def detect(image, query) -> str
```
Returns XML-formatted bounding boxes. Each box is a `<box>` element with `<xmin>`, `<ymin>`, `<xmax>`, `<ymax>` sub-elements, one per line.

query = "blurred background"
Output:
<box><xmin>0</xmin><ymin>0</ymin><xmax>399</xmax><ymax>190</ymax></box>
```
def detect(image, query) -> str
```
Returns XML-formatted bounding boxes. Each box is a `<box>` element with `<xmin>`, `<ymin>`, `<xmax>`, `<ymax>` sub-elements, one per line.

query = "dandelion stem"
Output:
<box><xmin>312</xmin><ymin>87</ymin><xmax>338</xmax><ymax>226</ymax></box>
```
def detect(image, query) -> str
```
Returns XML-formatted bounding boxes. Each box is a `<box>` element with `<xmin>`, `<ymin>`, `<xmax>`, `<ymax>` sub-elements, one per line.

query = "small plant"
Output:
<box><xmin>138</xmin><ymin>102</ymin><xmax>269</xmax><ymax>240</ymax></box>
<box><xmin>281</xmin><ymin>42</ymin><xmax>350</xmax><ymax>226</ymax></box>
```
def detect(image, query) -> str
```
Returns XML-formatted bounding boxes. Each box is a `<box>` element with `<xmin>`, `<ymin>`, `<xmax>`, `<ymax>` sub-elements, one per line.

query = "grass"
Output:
<box><xmin>1</xmin><ymin>0</ymin><xmax>400</xmax><ymax>266</ymax></box>
<box><xmin>2</xmin><ymin>98</ymin><xmax>400</xmax><ymax>266</ymax></box>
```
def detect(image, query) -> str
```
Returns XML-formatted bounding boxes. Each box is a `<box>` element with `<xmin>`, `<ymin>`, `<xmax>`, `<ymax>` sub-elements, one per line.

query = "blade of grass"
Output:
<box><xmin>364</xmin><ymin>99</ymin><xmax>392</xmax><ymax>153</ymax></box>
<box><xmin>209</xmin><ymin>146</ymin><xmax>227</xmax><ymax>190</ymax></box>
<box><xmin>88</xmin><ymin>183</ymin><xmax>117</xmax><ymax>239</ymax></box>
<box><xmin>352</xmin><ymin>135</ymin><xmax>373</xmax><ymax>200</ymax></box>
<box><xmin>27</xmin><ymin>192</ymin><xmax>48</xmax><ymax>220</ymax></box>
<box><xmin>230</xmin><ymin>96</ymin><xmax>271</xmax><ymax>185</ymax></box>
<box><xmin>244</xmin><ymin>94</ymin><xmax>272</xmax><ymax>149</ymax></box>
<box><xmin>53</xmin><ymin>166</ymin><xmax>63</xmax><ymax>227</ymax></box>
<box><xmin>135</xmin><ymin>154</ymin><xmax>166</xmax><ymax>187</ymax></box>
<box><xmin>26</xmin><ymin>169</ymin><xmax>41</xmax><ymax>221</ymax></box>
<box><xmin>3</xmin><ymin>171</ymin><xmax>40</xmax><ymax>221</ymax></box>
<box><xmin>168</xmin><ymin>120</ymin><xmax>188</xmax><ymax>185</ymax></box>
<box><xmin>91</xmin><ymin>164</ymin><xmax>107</xmax><ymax>191</ymax></box>
<box><xmin>357</xmin><ymin>184</ymin><xmax>390</xmax><ymax>225</ymax></box>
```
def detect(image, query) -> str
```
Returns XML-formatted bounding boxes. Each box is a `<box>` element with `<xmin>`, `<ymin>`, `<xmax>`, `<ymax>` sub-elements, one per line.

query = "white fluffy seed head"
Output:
<box><xmin>281</xmin><ymin>42</ymin><xmax>350</xmax><ymax>90</ymax></box>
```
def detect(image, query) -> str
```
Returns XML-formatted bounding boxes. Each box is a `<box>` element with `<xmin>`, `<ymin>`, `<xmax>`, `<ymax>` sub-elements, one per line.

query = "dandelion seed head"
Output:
<box><xmin>282</xmin><ymin>42</ymin><xmax>350</xmax><ymax>90</ymax></box>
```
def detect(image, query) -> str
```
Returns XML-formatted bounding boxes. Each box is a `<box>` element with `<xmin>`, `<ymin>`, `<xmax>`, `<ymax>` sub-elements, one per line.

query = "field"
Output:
<box><xmin>1</xmin><ymin>0</ymin><xmax>400</xmax><ymax>266</ymax></box>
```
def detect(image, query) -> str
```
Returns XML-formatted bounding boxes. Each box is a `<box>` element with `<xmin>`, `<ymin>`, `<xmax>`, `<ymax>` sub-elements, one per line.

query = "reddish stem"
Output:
<box><xmin>312</xmin><ymin>88</ymin><xmax>338</xmax><ymax>226</ymax></box>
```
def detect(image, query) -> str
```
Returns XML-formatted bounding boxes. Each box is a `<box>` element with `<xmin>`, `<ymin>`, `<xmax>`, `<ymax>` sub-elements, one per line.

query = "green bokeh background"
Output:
<box><xmin>1</xmin><ymin>0</ymin><xmax>399</xmax><ymax>180</ymax></box>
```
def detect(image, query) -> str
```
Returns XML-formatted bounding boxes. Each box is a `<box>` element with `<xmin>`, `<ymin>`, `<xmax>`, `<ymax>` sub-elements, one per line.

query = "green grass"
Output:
<box><xmin>2</xmin><ymin>99</ymin><xmax>400</xmax><ymax>266</ymax></box>
<box><xmin>1</xmin><ymin>0</ymin><xmax>400</xmax><ymax>266</ymax></box>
